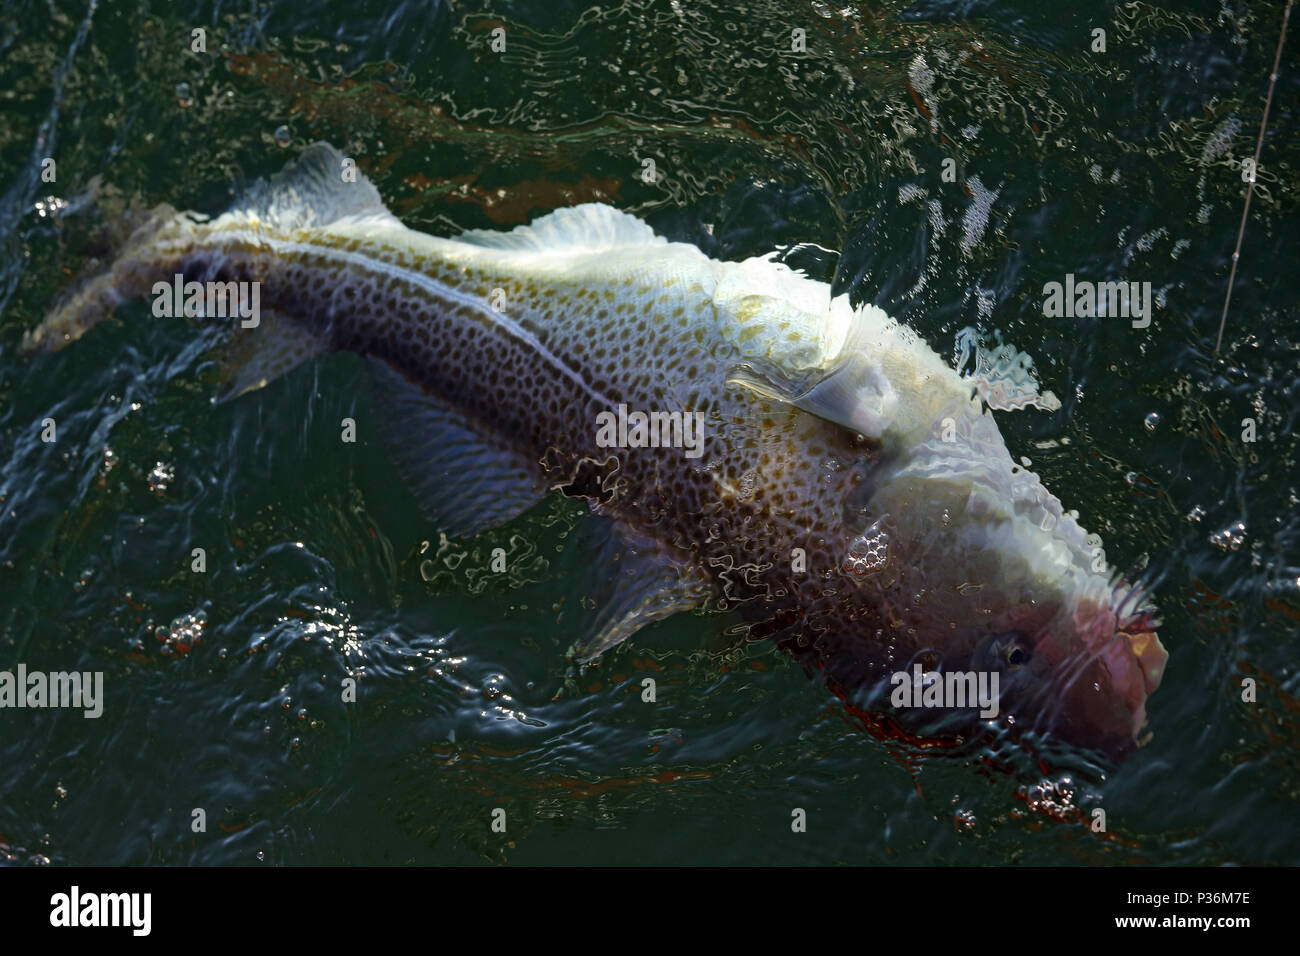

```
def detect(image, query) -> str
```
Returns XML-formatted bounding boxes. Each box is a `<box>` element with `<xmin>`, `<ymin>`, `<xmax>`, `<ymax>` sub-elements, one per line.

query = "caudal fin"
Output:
<box><xmin>22</xmin><ymin>142</ymin><xmax>397</xmax><ymax>359</ymax></box>
<box><xmin>20</xmin><ymin>194</ymin><xmax>198</xmax><ymax>355</ymax></box>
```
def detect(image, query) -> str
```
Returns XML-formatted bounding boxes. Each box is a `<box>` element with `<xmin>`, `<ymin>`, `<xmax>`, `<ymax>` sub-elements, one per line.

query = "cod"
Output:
<box><xmin>24</xmin><ymin>144</ymin><xmax>1167</xmax><ymax>759</ymax></box>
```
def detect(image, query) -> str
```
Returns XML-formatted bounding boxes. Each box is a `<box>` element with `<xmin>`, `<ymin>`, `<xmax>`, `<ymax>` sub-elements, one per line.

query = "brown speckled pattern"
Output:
<box><xmin>26</xmin><ymin>202</ymin><xmax>1166</xmax><ymax>758</ymax></box>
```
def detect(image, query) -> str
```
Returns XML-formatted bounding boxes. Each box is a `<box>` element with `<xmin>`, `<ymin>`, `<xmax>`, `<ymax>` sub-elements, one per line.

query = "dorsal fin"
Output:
<box><xmin>456</xmin><ymin>203</ymin><xmax>666</xmax><ymax>253</ymax></box>
<box><xmin>953</xmin><ymin>327</ymin><xmax>1061</xmax><ymax>412</ymax></box>
<box><xmin>220</xmin><ymin>142</ymin><xmax>403</xmax><ymax>234</ymax></box>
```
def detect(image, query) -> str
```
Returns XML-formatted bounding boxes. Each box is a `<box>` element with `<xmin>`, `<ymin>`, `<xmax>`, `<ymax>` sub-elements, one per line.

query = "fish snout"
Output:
<box><xmin>1053</xmin><ymin>627</ymin><xmax>1166</xmax><ymax>753</ymax></box>
<box><xmin>1120</xmin><ymin>617</ymin><xmax>1168</xmax><ymax>697</ymax></box>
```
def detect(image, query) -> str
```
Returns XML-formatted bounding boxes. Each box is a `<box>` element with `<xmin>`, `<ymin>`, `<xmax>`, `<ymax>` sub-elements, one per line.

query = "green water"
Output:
<box><xmin>0</xmin><ymin>0</ymin><xmax>1297</xmax><ymax>864</ymax></box>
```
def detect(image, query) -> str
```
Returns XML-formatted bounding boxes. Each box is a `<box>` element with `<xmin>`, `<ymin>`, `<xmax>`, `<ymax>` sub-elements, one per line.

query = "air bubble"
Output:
<box><xmin>147</xmin><ymin>461</ymin><xmax>174</xmax><ymax>495</ymax></box>
<box><xmin>1210</xmin><ymin>521</ymin><xmax>1246</xmax><ymax>552</ymax></box>
<box><xmin>1054</xmin><ymin>776</ymin><xmax>1075</xmax><ymax>801</ymax></box>
<box><xmin>844</xmin><ymin>519</ymin><xmax>890</xmax><ymax>577</ymax></box>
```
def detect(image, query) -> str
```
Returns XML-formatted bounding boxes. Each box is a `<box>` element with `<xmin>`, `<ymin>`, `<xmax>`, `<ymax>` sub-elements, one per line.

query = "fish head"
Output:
<box><xmin>962</xmin><ymin>585</ymin><xmax>1167</xmax><ymax>758</ymax></box>
<box><xmin>844</xmin><ymin>403</ymin><xmax>1167</xmax><ymax>758</ymax></box>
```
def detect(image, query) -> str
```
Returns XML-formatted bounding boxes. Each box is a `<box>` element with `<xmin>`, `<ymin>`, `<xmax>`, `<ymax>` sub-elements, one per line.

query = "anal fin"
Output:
<box><xmin>367</xmin><ymin>358</ymin><xmax>547</xmax><ymax>538</ymax></box>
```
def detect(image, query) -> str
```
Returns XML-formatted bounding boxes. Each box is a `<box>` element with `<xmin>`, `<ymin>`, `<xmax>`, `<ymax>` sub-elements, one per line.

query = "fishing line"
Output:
<box><xmin>1215</xmin><ymin>0</ymin><xmax>1292</xmax><ymax>353</ymax></box>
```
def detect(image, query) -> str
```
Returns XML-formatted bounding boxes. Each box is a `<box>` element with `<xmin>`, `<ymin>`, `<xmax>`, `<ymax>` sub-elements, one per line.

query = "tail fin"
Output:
<box><xmin>22</xmin><ymin>143</ymin><xmax>398</xmax><ymax>359</ymax></box>
<box><xmin>20</xmin><ymin>193</ymin><xmax>198</xmax><ymax>355</ymax></box>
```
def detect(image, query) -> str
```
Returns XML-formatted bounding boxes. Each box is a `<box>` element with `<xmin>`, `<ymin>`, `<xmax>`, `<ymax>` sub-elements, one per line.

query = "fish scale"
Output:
<box><xmin>23</xmin><ymin>142</ymin><xmax>1167</xmax><ymax>760</ymax></box>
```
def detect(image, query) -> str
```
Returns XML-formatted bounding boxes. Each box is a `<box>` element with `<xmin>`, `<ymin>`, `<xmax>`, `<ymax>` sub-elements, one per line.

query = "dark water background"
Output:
<box><xmin>0</xmin><ymin>0</ymin><xmax>1297</xmax><ymax>864</ymax></box>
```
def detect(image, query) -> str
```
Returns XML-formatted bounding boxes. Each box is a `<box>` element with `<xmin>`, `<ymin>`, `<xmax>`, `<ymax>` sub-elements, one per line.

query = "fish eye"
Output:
<box><xmin>1003</xmin><ymin>641</ymin><xmax>1031</xmax><ymax>669</ymax></box>
<box><xmin>974</xmin><ymin>631</ymin><xmax>1032</xmax><ymax>673</ymax></box>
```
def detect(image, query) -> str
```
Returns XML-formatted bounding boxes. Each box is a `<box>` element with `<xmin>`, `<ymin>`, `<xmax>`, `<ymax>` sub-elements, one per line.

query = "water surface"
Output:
<box><xmin>0</xmin><ymin>0</ymin><xmax>1297</xmax><ymax>864</ymax></box>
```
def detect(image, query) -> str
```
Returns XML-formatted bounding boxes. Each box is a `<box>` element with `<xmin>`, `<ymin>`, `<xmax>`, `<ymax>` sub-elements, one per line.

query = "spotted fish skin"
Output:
<box><xmin>25</xmin><ymin>144</ymin><xmax>1167</xmax><ymax>759</ymax></box>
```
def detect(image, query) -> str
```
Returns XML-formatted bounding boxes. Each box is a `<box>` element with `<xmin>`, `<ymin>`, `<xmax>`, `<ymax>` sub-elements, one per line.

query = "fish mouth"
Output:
<box><xmin>1085</xmin><ymin>611</ymin><xmax>1167</xmax><ymax>749</ymax></box>
<box><xmin>1116</xmin><ymin>609</ymin><xmax>1167</xmax><ymax>697</ymax></box>
<box><xmin>1016</xmin><ymin>598</ymin><xmax>1168</xmax><ymax>757</ymax></box>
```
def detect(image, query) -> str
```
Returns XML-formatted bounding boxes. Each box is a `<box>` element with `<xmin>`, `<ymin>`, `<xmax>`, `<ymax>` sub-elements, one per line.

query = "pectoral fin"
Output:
<box><xmin>727</xmin><ymin>348</ymin><xmax>897</xmax><ymax>439</ymax></box>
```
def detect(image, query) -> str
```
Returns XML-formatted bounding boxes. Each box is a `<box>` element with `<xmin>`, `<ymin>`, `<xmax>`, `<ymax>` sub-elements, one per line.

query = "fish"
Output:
<box><xmin>23</xmin><ymin>143</ymin><xmax>1167</xmax><ymax>760</ymax></box>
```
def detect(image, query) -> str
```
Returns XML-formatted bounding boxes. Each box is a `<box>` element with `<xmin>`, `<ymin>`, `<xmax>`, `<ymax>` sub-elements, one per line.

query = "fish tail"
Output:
<box><xmin>22</xmin><ymin>144</ymin><xmax>400</xmax><ymax>399</ymax></box>
<box><xmin>20</xmin><ymin>198</ymin><xmax>198</xmax><ymax>355</ymax></box>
